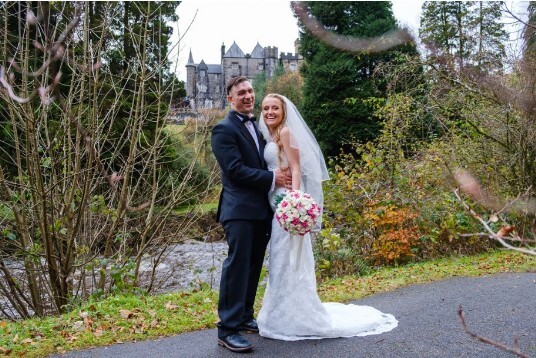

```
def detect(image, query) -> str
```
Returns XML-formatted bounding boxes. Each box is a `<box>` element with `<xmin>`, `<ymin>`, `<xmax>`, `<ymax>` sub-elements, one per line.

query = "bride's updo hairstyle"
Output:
<box><xmin>262</xmin><ymin>93</ymin><xmax>287</xmax><ymax>167</ymax></box>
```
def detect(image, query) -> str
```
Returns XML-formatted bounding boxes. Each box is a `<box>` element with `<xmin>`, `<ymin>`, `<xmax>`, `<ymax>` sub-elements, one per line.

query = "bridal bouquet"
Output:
<box><xmin>274</xmin><ymin>189</ymin><xmax>321</xmax><ymax>236</ymax></box>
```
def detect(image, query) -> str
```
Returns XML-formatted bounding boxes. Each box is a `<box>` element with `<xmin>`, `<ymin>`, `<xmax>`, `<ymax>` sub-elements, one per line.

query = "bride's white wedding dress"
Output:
<box><xmin>257</xmin><ymin>141</ymin><xmax>398</xmax><ymax>341</ymax></box>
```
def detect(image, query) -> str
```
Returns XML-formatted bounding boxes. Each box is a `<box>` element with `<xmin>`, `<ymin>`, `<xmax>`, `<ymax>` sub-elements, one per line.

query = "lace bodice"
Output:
<box><xmin>264</xmin><ymin>141</ymin><xmax>289</xmax><ymax>209</ymax></box>
<box><xmin>264</xmin><ymin>141</ymin><xmax>287</xmax><ymax>172</ymax></box>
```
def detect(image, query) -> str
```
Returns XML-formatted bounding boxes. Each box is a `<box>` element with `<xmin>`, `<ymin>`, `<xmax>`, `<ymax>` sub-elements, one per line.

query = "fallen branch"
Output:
<box><xmin>454</xmin><ymin>170</ymin><xmax>535</xmax><ymax>256</ymax></box>
<box><xmin>458</xmin><ymin>305</ymin><xmax>529</xmax><ymax>358</ymax></box>
<box><xmin>454</xmin><ymin>188</ymin><xmax>535</xmax><ymax>256</ymax></box>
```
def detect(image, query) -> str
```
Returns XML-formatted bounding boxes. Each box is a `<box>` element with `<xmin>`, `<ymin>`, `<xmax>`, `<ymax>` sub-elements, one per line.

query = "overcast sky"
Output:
<box><xmin>171</xmin><ymin>1</ymin><xmax>528</xmax><ymax>82</ymax></box>
<box><xmin>171</xmin><ymin>0</ymin><xmax>423</xmax><ymax>81</ymax></box>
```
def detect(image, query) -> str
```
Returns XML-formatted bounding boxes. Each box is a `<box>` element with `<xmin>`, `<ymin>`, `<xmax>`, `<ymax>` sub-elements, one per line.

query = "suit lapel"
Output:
<box><xmin>230</xmin><ymin>111</ymin><xmax>263</xmax><ymax>162</ymax></box>
<box><xmin>252</xmin><ymin>122</ymin><xmax>266</xmax><ymax>166</ymax></box>
<box><xmin>241</xmin><ymin>123</ymin><xmax>258</xmax><ymax>151</ymax></box>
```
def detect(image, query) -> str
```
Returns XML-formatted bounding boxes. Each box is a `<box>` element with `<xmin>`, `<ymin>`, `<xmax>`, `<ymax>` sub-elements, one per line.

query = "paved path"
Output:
<box><xmin>54</xmin><ymin>272</ymin><xmax>536</xmax><ymax>358</ymax></box>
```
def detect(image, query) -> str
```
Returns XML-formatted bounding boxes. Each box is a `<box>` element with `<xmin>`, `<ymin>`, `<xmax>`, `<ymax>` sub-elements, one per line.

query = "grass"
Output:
<box><xmin>0</xmin><ymin>250</ymin><xmax>533</xmax><ymax>357</ymax></box>
<box><xmin>172</xmin><ymin>202</ymin><xmax>218</xmax><ymax>215</ymax></box>
<box><xmin>164</xmin><ymin>124</ymin><xmax>186</xmax><ymax>142</ymax></box>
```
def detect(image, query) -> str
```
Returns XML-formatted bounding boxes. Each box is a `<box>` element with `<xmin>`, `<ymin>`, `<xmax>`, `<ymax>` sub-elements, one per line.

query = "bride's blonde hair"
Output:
<box><xmin>262</xmin><ymin>93</ymin><xmax>287</xmax><ymax>168</ymax></box>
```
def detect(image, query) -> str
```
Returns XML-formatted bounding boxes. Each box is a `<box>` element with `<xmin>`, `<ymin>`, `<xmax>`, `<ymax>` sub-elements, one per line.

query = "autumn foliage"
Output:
<box><xmin>364</xmin><ymin>202</ymin><xmax>421</xmax><ymax>265</ymax></box>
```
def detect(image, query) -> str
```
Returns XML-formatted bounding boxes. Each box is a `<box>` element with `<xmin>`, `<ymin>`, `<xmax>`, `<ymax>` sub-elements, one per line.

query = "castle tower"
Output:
<box><xmin>185</xmin><ymin>49</ymin><xmax>196</xmax><ymax>109</ymax></box>
<box><xmin>264</xmin><ymin>46</ymin><xmax>278</xmax><ymax>78</ymax></box>
<box><xmin>222</xmin><ymin>41</ymin><xmax>246</xmax><ymax>89</ymax></box>
<box><xmin>294</xmin><ymin>38</ymin><xmax>302</xmax><ymax>58</ymax></box>
<box><xmin>197</xmin><ymin>60</ymin><xmax>209</xmax><ymax>108</ymax></box>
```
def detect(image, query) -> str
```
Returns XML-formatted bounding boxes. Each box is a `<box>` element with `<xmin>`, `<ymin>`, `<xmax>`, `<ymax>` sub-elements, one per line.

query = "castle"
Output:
<box><xmin>185</xmin><ymin>40</ymin><xmax>303</xmax><ymax>110</ymax></box>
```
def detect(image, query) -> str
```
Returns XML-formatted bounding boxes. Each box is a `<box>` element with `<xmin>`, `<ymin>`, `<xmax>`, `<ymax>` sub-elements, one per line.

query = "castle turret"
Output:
<box><xmin>294</xmin><ymin>38</ymin><xmax>302</xmax><ymax>59</ymax></box>
<box><xmin>264</xmin><ymin>46</ymin><xmax>279</xmax><ymax>78</ymax></box>
<box><xmin>185</xmin><ymin>49</ymin><xmax>196</xmax><ymax>109</ymax></box>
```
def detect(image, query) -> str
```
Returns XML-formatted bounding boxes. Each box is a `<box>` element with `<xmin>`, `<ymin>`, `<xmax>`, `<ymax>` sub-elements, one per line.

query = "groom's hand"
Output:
<box><xmin>274</xmin><ymin>169</ymin><xmax>292</xmax><ymax>189</ymax></box>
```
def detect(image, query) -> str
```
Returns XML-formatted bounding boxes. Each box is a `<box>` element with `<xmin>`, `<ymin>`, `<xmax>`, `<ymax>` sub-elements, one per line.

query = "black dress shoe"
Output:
<box><xmin>217</xmin><ymin>332</ymin><xmax>253</xmax><ymax>353</ymax></box>
<box><xmin>238</xmin><ymin>318</ymin><xmax>259</xmax><ymax>333</ymax></box>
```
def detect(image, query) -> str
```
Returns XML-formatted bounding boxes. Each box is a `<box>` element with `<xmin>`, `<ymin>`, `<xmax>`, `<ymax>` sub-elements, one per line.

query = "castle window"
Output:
<box><xmin>200</xmin><ymin>70</ymin><xmax>206</xmax><ymax>77</ymax></box>
<box><xmin>258</xmin><ymin>64</ymin><xmax>264</xmax><ymax>70</ymax></box>
<box><xmin>289</xmin><ymin>63</ymin><xmax>297</xmax><ymax>71</ymax></box>
<box><xmin>231</xmin><ymin>62</ymin><xmax>238</xmax><ymax>69</ymax></box>
<box><xmin>215</xmin><ymin>85</ymin><xmax>220</xmax><ymax>93</ymax></box>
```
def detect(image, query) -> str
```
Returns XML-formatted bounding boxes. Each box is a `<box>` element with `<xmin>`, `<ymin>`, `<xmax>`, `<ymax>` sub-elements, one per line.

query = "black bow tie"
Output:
<box><xmin>242</xmin><ymin>116</ymin><xmax>256</xmax><ymax>124</ymax></box>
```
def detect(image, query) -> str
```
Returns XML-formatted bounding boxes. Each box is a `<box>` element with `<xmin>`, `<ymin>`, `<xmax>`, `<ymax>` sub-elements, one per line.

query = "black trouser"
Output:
<box><xmin>217</xmin><ymin>219</ymin><xmax>271</xmax><ymax>339</ymax></box>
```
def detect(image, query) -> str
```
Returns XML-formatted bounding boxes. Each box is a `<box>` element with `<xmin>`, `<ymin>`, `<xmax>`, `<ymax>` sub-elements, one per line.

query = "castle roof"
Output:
<box><xmin>187</xmin><ymin>49</ymin><xmax>195</xmax><ymax>66</ymax></box>
<box><xmin>198</xmin><ymin>60</ymin><xmax>208</xmax><ymax>70</ymax></box>
<box><xmin>223</xmin><ymin>41</ymin><xmax>245</xmax><ymax>58</ymax></box>
<box><xmin>194</xmin><ymin>61</ymin><xmax>222</xmax><ymax>74</ymax></box>
<box><xmin>250</xmin><ymin>42</ymin><xmax>264</xmax><ymax>58</ymax></box>
<box><xmin>206</xmin><ymin>64</ymin><xmax>222</xmax><ymax>74</ymax></box>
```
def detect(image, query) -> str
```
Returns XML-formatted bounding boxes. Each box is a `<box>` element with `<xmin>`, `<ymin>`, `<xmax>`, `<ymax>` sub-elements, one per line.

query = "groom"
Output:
<box><xmin>211</xmin><ymin>76</ymin><xmax>291</xmax><ymax>352</ymax></box>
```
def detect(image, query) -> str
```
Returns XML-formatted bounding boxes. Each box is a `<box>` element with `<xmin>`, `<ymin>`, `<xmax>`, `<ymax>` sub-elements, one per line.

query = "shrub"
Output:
<box><xmin>318</xmin><ymin>139</ymin><xmax>495</xmax><ymax>278</ymax></box>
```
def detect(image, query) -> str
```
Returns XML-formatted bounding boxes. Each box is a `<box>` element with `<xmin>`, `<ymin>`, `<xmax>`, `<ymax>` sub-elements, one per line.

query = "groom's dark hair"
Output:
<box><xmin>226</xmin><ymin>76</ymin><xmax>249</xmax><ymax>95</ymax></box>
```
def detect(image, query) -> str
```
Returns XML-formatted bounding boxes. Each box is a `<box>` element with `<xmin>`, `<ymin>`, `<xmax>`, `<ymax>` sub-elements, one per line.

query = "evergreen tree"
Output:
<box><xmin>84</xmin><ymin>2</ymin><xmax>180</xmax><ymax>175</ymax></box>
<box><xmin>419</xmin><ymin>1</ymin><xmax>507</xmax><ymax>72</ymax></box>
<box><xmin>420</xmin><ymin>1</ymin><xmax>475</xmax><ymax>70</ymax></box>
<box><xmin>523</xmin><ymin>2</ymin><xmax>536</xmax><ymax>55</ymax></box>
<box><xmin>0</xmin><ymin>2</ymin><xmax>185</xmax><ymax>181</ymax></box>
<box><xmin>298</xmin><ymin>1</ymin><xmax>416</xmax><ymax>156</ymax></box>
<box><xmin>471</xmin><ymin>1</ymin><xmax>508</xmax><ymax>72</ymax></box>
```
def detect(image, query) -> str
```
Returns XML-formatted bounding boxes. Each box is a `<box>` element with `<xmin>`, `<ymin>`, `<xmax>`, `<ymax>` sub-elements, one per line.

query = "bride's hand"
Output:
<box><xmin>280</xmin><ymin>165</ymin><xmax>291</xmax><ymax>177</ymax></box>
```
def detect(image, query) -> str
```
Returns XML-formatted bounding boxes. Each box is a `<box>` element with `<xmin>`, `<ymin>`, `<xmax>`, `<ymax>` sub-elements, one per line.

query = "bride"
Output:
<box><xmin>257</xmin><ymin>93</ymin><xmax>398</xmax><ymax>341</ymax></box>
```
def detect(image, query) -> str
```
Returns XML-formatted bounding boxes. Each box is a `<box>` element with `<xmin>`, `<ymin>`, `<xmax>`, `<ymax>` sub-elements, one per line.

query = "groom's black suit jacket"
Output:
<box><xmin>211</xmin><ymin>110</ymin><xmax>273</xmax><ymax>222</ymax></box>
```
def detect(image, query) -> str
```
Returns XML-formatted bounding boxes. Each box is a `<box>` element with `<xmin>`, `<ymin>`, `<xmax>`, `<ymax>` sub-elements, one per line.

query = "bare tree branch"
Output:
<box><xmin>458</xmin><ymin>305</ymin><xmax>530</xmax><ymax>358</ymax></box>
<box><xmin>501</xmin><ymin>2</ymin><xmax>536</xmax><ymax>30</ymax></box>
<box><xmin>453</xmin><ymin>170</ymin><xmax>535</xmax><ymax>256</ymax></box>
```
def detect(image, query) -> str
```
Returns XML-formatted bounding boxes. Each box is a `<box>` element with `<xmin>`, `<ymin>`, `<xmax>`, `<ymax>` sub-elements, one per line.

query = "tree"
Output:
<box><xmin>471</xmin><ymin>2</ymin><xmax>508</xmax><ymax>72</ymax></box>
<box><xmin>297</xmin><ymin>1</ymin><xmax>417</xmax><ymax>156</ymax></box>
<box><xmin>522</xmin><ymin>2</ymin><xmax>536</xmax><ymax>56</ymax></box>
<box><xmin>93</xmin><ymin>1</ymin><xmax>180</xmax><ymax>173</ymax></box>
<box><xmin>253</xmin><ymin>64</ymin><xmax>286</xmax><ymax>114</ymax></box>
<box><xmin>265</xmin><ymin>70</ymin><xmax>304</xmax><ymax>110</ymax></box>
<box><xmin>420</xmin><ymin>1</ymin><xmax>475</xmax><ymax>70</ymax></box>
<box><xmin>419</xmin><ymin>1</ymin><xmax>507</xmax><ymax>73</ymax></box>
<box><xmin>253</xmin><ymin>65</ymin><xmax>304</xmax><ymax>114</ymax></box>
<box><xmin>252</xmin><ymin>70</ymin><xmax>268</xmax><ymax>113</ymax></box>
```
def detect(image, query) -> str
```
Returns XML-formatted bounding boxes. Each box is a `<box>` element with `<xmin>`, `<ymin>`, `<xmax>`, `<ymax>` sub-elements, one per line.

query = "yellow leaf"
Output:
<box><xmin>56</xmin><ymin>347</ymin><xmax>66</xmax><ymax>354</ymax></box>
<box><xmin>496</xmin><ymin>226</ymin><xmax>515</xmax><ymax>237</ymax></box>
<box><xmin>119</xmin><ymin>309</ymin><xmax>134</xmax><ymax>319</ymax></box>
<box><xmin>93</xmin><ymin>329</ymin><xmax>104</xmax><ymax>337</ymax></box>
<box><xmin>164</xmin><ymin>301</ymin><xmax>178</xmax><ymax>311</ymax></box>
<box><xmin>72</xmin><ymin>321</ymin><xmax>84</xmax><ymax>331</ymax></box>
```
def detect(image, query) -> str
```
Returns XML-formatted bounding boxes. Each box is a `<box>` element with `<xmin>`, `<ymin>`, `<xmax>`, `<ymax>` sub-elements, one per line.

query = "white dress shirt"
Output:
<box><xmin>239</xmin><ymin>113</ymin><xmax>275</xmax><ymax>192</ymax></box>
